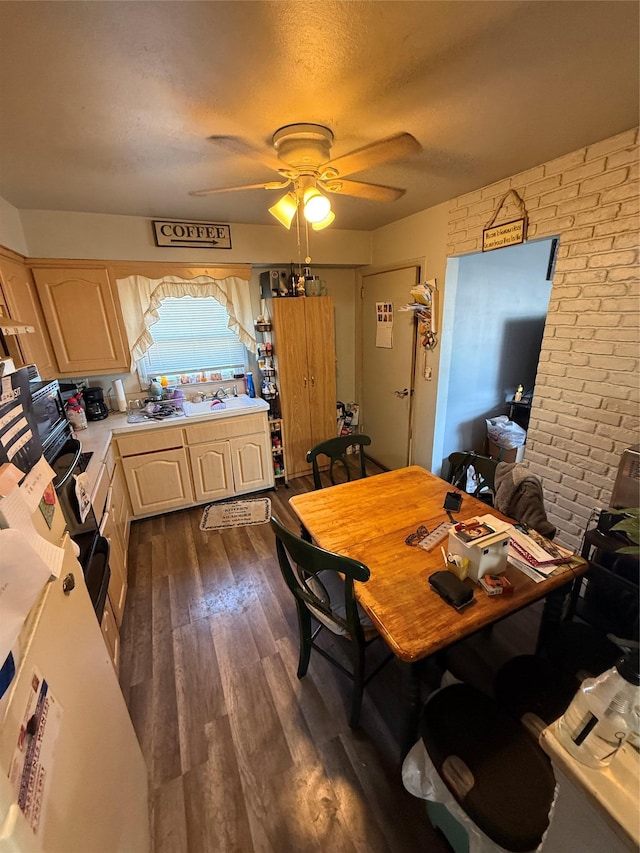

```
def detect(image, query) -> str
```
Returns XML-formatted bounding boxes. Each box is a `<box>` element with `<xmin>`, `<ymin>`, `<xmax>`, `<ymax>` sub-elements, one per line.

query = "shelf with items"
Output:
<box><xmin>269</xmin><ymin>418</ymin><xmax>287</xmax><ymax>483</ymax></box>
<box><xmin>256</xmin><ymin>330</ymin><xmax>287</xmax><ymax>485</ymax></box>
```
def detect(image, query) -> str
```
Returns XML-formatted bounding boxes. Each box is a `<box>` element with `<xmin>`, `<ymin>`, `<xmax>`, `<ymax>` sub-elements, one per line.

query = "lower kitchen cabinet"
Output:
<box><xmin>115</xmin><ymin>410</ymin><xmax>274</xmax><ymax>519</ymax></box>
<box><xmin>187</xmin><ymin>432</ymin><xmax>271</xmax><ymax>502</ymax></box>
<box><xmin>122</xmin><ymin>448</ymin><xmax>194</xmax><ymax>516</ymax></box>
<box><xmin>100</xmin><ymin>596</ymin><xmax>120</xmax><ymax>674</ymax></box>
<box><xmin>230</xmin><ymin>434</ymin><xmax>272</xmax><ymax>492</ymax></box>
<box><xmin>91</xmin><ymin>446</ymin><xmax>131</xmax><ymax>670</ymax></box>
<box><xmin>102</xmin><ymin>463</ymin><xmax>129</xmax><ymax>627</ymax></box>
<box><xmin>189</xmin><ymin>440</ymin><xmax>234</xmax><ymax>502</ymax></box>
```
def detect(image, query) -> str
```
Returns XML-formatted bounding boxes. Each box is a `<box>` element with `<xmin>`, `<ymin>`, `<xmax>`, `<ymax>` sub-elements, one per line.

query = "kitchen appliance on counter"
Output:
<box><xmin>84</xmin><ymin>386</ymin><xmax>109</xmax><ymax>420</ymax></box>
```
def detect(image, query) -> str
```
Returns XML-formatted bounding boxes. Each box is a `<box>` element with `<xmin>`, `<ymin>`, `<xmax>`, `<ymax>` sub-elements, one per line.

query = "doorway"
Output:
<box><xmin>432</xmin><ymin>237</ymin><xmax>556</xmax><ymax>474</ymax></box>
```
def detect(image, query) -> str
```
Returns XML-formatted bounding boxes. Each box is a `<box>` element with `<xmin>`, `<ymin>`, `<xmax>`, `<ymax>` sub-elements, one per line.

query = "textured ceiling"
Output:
<box><xmin>0</xmin><ymin>1</ymin><xmax>638</xmax><ymax>231</ymax></box>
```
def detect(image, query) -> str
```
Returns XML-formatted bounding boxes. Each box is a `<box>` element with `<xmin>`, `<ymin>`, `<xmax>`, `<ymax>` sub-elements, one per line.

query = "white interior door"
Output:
<box><xmin>361</xmin><ymin>265</ymin><xmax>420</xmax><ymax>470</ymax></box>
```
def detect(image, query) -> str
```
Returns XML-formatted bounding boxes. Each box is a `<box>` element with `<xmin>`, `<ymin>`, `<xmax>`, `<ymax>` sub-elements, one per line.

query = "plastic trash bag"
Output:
<box><xmin>402</xmin><ymin>740</ymin><xmax>554</xmax><ymax>853</ymax></box>
<box><xmin>485</xmin><ymin>415</ymin><xmax>526</xmax><ymax>450</ymax></box>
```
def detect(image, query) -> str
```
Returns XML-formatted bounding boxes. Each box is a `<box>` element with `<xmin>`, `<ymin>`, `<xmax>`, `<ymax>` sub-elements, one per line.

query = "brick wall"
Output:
<box><xmin>447</xmin><ymin>129</ymin><xmax>639</xmax><ymax>548</ymax></box>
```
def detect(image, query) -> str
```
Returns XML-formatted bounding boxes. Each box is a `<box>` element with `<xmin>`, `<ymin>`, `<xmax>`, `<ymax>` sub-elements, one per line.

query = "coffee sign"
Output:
<box><xmin>152</xmin><ymin>219</ymin><xmax>232</xmax><ymax>249</ymax></box>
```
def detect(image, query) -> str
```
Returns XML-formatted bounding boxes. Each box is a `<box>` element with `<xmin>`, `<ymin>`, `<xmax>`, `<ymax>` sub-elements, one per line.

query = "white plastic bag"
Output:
<box><xmin>485</xmin><ymin>415</ymin><xmax>526</xmax><ymax>450</ymax></box>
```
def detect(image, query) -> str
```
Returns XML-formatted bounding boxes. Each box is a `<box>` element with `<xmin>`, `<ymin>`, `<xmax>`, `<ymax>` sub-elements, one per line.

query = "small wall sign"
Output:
<box><xmin>482</xmin><ymin>217</ymin><xmax>527</xmax><ymax>252</ymax></box>
<box><xmin>152</xmin><ymin>220</ymin><xmax>232</xmax><ymax>249</ymax></box>
<box><xmin>482</xmin><ymin>189</ymin><xmax>528</xmax><ymax>252</ymax></box>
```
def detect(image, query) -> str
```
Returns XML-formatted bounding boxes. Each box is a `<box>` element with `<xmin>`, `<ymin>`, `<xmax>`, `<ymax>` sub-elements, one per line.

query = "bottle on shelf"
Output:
<box><xmin>556</xmin><ymin>648</ymin><xmax>640</xmax><ymax>768</ymax></box>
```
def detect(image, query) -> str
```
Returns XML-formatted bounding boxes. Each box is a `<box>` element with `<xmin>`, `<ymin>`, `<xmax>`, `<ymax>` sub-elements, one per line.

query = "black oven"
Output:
<box><xmin>47</xmin><ymin>432</ymin><xmax>111</xmax><ymax>621</ymax></box>
<box><xmin>29</xmin><ymin>379</ymin><xmax>68</xmax><ymax>458</ymax></box>
<box><xmin>30</xmin><ymin>377</ymin><xmax>112</xmax><ymax>622</ymax></box>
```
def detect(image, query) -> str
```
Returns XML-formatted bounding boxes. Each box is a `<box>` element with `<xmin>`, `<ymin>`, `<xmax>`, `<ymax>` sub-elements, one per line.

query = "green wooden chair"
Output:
<box><xmin>306</xmin><ymin>434</ymin><xmax>372</xmax><ymax>490</ymax></box>
<box><xmin>271</xmin><ymin>515</ymin><xmax>392</xmax><ymax>727</ymax></box>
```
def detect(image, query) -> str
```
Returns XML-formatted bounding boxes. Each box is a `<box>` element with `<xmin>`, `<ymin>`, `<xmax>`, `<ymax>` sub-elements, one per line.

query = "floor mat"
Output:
<box><xmin>200</xmin><ymin>497</ymin><xmax>271</xmax><ymax>530</ymax></box>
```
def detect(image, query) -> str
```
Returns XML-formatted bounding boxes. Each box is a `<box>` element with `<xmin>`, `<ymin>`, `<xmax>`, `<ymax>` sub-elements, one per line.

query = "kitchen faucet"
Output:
<box><xmin>212</xmin><ymin>387</ymin><xmax>229</xmax><ymax>400</ymax></box>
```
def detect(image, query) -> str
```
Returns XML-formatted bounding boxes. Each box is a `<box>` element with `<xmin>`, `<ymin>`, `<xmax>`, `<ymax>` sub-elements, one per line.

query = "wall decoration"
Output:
<box><xmin>152</xmin><ymin>219</ymin><xmax>232</xmax><ymax>249</ymax></box>
<box><xmin>482</xmin><ymin>189</ymin><xmax>528</xmax><ymax>251</ymax></box>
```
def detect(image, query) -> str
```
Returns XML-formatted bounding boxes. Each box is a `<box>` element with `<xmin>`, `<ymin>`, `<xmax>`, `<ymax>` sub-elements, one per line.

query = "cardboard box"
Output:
<box><xmin>486</xmin><ymin>439</ymin><xmax>525</xmax><ymax>463</ymax></box>
<box><xmin>447</xmin><ymin>526</ymin><xmax>510</xmax><ymax>582</ymax></box>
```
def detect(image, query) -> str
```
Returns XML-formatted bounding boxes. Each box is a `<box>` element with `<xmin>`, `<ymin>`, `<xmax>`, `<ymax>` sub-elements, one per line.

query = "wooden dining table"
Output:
<box><xmin>289</xmin><ymin>465</ymin><xmax>588</xmax><ymax>749</ymax></box>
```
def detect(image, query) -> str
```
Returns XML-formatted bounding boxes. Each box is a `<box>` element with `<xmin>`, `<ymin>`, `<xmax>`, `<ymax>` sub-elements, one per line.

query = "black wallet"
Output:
<box><xmin>429</xmin><ymin>571</ymin><xmax>474</xmax><ymax>610</ymax></box>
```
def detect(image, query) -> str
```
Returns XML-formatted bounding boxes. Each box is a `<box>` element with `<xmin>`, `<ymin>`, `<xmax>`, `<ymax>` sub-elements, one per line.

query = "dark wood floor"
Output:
<box><xmin>118</xmin><ymin>464</ymin><xmax>543</xmax><ymax>853</ymax></box>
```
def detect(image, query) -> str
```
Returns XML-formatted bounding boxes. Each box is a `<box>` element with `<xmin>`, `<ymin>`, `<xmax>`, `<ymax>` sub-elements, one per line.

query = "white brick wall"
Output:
<box><xmin>447</xmin><ymin>129</ymin><xmax>639</xmax><ymax>549</ymax></box>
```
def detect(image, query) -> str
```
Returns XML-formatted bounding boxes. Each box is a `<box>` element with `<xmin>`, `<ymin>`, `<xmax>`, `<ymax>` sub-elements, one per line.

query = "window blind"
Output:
<box><xmin>142</xmin><ymin>297</ymin><xmax>246</xmax><ymax>375</ymax></box>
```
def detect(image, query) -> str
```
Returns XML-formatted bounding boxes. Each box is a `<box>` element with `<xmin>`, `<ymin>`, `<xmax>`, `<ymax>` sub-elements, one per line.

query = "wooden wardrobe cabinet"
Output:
<box><xmin>270</xmin><ymin>297</ymin><xmax>336</xmax><ymax>479</ymax></box>
<box><xmin>30</xmin><ymin>264</ymin><xmax>130</xmax><ymax>375</ymax></box>
<box><xmin>0</xmin><ymin>249</ymin><xmax>58</xmax><ymax>377</ymax></box>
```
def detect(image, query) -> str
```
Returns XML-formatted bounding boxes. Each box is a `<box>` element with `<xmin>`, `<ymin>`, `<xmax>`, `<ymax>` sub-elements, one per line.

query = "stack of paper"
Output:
<box><xmin>508</xmin><ymin>526</ymin><xmax>573</xmax><ymax>581</ymax></box>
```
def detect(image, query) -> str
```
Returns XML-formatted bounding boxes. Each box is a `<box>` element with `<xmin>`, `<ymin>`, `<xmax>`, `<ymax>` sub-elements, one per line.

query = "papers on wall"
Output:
<box><xmin>9</xmin><ymin>668</ymin><xmax>63</xmax><ymax>838</ymax></box>
<box><xmin>19</xmin><ymin>456</ymin><xmax>56</xmax><ymax>514</ymax></box>
<box><xmin>0</xmin><ymin>368</ymin><xmax>42</xmax><ymax>483</ymax></box>
<box><xmin>375</xmin><ymin>302</ymin><xmax>393</xmax><ymax>348</ymax></box>
<box><xmin>0</xmin><ymin>488</ymin><xmax>64</xmax><ymax>579</ymax></box>
<box><xmin>0</xmin><ymin>528</ymin><xmax>56</xmax><ymax>665</ymax></box>
<box><xmin>74</xmin><ymin>472</ymin><xmax>91</xmax><ymax>523</ymax></box>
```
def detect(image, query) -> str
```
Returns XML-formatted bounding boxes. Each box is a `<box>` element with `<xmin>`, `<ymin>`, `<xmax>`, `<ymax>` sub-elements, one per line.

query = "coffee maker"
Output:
<box><xmin>84</xmin><ymin>387</ymin><xmax>109</xmax><ymax>421</ymax></box>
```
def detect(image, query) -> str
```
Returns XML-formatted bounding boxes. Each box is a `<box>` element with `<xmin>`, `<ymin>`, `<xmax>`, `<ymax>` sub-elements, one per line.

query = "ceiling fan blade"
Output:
<box><xmin>189</xmin><ymin>180</ymin><xmax>290</xmax><ymax>197</ymax></box>
<box><xmin>321</xmin><ymin>178</ymin><xmax>405</xmax><ymax>202</ymax></box>
<box><xmin>322</xmin><ymin>132</ymin><xmax>421</xmax><ymax>178</ymax></box>
<box><xmin>207</xmin><ymin>135</ymin><xmax>284</xmax><ymax>173</ymax></box>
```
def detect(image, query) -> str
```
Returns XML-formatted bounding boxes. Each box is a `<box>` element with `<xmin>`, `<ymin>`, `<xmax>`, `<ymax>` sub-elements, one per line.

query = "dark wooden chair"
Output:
<box><xmin>306</xmin><ymin>434</ymin><xmax>372</xmax><ymax>490</ymax></box>
<box><xmin>271</xmin><ymin>515</ymin><xmax>392</xmax><ymax>727</ymax></box>
<box><xmin>446</xmin><ymin>451</ymin><xmax>498</xmax><ymax>506</ymax></box>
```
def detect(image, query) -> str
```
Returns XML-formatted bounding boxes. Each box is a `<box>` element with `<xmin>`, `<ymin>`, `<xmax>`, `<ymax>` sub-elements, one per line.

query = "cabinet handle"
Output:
<box><xmin>311</xmin><ymin>376</ymin><xmax>316</xmax><ymax>386</ymax></box>
<box><xmin>303</xmin><ymin>376</ymin><xmax>308</xmax><ymax>387</ymax></box>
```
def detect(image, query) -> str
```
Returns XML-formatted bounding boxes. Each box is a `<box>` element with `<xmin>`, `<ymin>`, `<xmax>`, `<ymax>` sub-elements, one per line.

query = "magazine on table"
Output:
<box><xmin>508</xmin><ymin>525</ymin><xmax>573</xmax><ymax>569</ymax></box>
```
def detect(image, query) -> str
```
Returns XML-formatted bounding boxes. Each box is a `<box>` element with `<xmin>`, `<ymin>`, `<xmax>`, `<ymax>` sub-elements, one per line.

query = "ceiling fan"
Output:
<box><xmin>189</xmin><ymin>124</ymin><xmax>421</xmax><ymax>229</ymax></box>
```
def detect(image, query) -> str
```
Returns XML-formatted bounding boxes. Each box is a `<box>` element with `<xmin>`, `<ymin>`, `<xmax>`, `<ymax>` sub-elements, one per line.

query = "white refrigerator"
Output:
<box><xmin>0</xmin><ymin>493</ymin><xmax>149</xmax><ymax>851</ymax></box>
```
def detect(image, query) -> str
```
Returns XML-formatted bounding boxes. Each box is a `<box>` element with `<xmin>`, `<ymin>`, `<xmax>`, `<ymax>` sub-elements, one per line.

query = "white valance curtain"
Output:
<box><xmin>116</xmin><ymin>274</ymin><xmax>257</xmax><ymax>371</ymax></box>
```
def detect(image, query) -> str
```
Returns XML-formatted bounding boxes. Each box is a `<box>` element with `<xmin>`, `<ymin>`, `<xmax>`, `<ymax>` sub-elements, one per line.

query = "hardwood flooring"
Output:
<box><xmin>118</xmin><ymin>465</ymin><xmax>543</xmax><ymax>852</ymax></box>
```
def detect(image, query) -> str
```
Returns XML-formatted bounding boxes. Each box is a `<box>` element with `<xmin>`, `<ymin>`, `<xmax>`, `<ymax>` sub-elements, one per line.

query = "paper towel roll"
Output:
<box><xmin>114</xmin><ymin>379</ymin><xmax>127</xmax><ymax>412</ymax></box>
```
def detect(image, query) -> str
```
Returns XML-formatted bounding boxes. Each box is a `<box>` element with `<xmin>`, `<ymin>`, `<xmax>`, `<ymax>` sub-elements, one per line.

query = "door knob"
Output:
<box><xmin>62</xmin><ymin>573</ymin><xmax>76</xmax><ymax>595</ymax></box>
<box><xmin>394</xmin><ymin>388</ymin><xmax>409</xmax><ymax>398</ymax></box>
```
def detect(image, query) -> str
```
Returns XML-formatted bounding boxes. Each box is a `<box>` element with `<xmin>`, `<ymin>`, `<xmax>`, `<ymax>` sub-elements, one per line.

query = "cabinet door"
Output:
<box><xmin>230</xmin><ymin>433</ymin><xmax>272</xmax><ymax>493</ymax></box>
<box><xmin>188</xmin><ymin>440</ymin><xmax>234</xmax><ymax>502</ymax></box>
<box><xmin>32</xmin><ymin>265</ymin><xmax>129</xmax><ymax>374</ymax></box>
<box><xmin>101</xmin><ymin>595</ymin><xmax>120</xmax><ymax>673</ymax></box>
<box><xmin>122</xmin><ymin>448</ymin><xmax>193</xmax><ymax>516</ymax></box>
<box><xmin>305</xmin><ymin>297</ymin><xmax>337</xmax><ymax>449</ymax></box>
<box><xmin>101</xmin><ymin>508</ymin><xmax>127</xmax><ymax>627</ymax></box>
<box><xmin>271</xmin><ymin>298</ymin><xmax>313</xmax><ymax>477</ymax></box>
<box><xmin>111</xmin><ymin>461</ymin><xmax>131</xmax><ymax>574</ymax></box>
<box><xmin>0</xmin><ymin>254</ymin><xmax>58</xmax><ymax>377</ymax></box>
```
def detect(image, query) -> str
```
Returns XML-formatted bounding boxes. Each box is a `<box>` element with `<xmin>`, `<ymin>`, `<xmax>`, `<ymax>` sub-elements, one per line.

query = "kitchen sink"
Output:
<box><xmin>181</xmin><ymin>395</ymin><xmax>269</xmax><ymax>418</ymax></box>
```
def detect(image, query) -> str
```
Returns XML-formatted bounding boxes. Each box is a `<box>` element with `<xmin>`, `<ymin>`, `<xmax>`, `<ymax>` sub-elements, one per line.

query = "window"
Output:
<box><xmin>141</xmin><ymin>296</ymin><xmax>246</xmax><ymax>377</ymax></box>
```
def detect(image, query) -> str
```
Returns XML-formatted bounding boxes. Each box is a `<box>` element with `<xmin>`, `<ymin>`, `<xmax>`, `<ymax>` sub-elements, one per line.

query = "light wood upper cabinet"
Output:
<box><xmin>271</xmin><ymin>297</ymin><xmax>337</xmax><ymax>478</ymax></box>
<box><xmin>31</xmin><ymin>265</ymin><xmax>129</xmax><ymax>375</ymax></box>
<box><xmin>0</xmin><ymin>251</ymin><xmax>58</xmax><ymax>377</ymax></box>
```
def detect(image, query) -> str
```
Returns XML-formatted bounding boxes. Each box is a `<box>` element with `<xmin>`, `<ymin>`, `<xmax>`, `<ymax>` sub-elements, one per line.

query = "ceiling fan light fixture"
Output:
<box><xmin>302</xmin><ymin>187</ymin><xmax>332</xmax><ymax>224</ymax></box>
<box><xmin>268</xmin><ymin>192</ymin><xmax>298</xmax><ymax>229</ymax></box>
<box><xmin>311</xmin><ymin>210</ymin><xmax>335</xmax><ymax>231</ymax></box>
